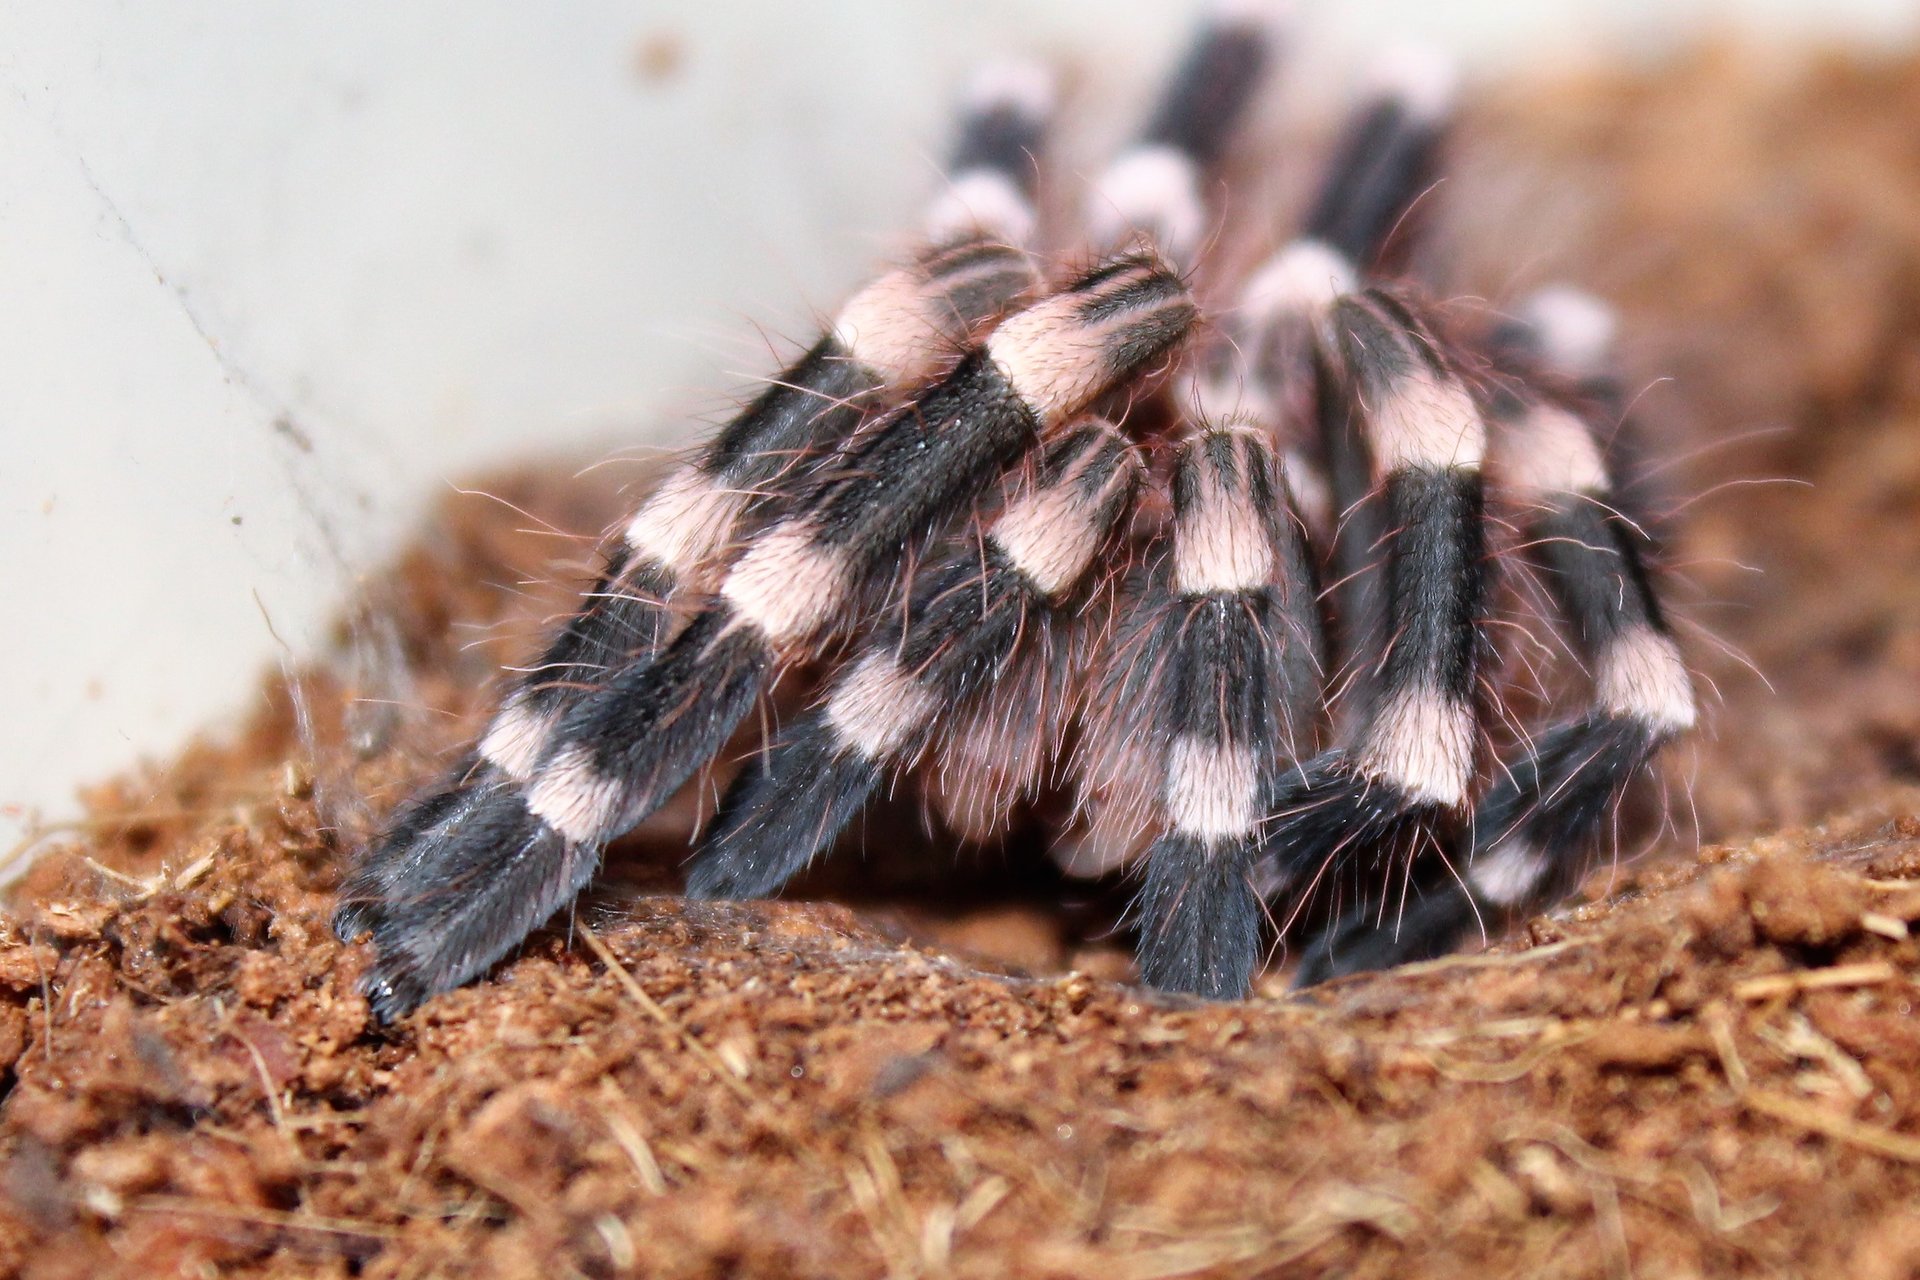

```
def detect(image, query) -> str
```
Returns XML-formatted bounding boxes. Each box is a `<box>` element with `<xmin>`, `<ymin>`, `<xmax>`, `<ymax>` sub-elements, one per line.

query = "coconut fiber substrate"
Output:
<box><xmin>8</xmin><ymin>44</ymin><xmax>1920</xmax><ymax>1280</ymax></box>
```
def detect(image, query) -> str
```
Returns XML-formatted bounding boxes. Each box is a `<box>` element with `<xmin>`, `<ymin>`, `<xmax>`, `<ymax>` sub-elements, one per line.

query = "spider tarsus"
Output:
<box><xmin>332</xmin><ymin>756</ymin><xmax>492</xmax><ymax>940</ymax></box>
<box><xmin>1469</xmin><ymin>713</ymin><xmax>1662</xmax><ymax>909</ymax></box>
<box><xmin>1291</xmin><ymin>716</ymin><xmax>1665</xmax><ymax>984</ymax></box>
<box><xmin>1137</xmin><ymin>832</ymin><xmax>1263</xmax><ymax>1000</ymax></box>
<box><xmin>343</xmin><ymin>777</ymin><xmax>596</xmax><ymax>1021</ymax></box>
<box><xmin>1290</xmin><ymin>879</ymin><xmax>1481</xmax><ymax>987</ymax></box>
<box><xmin>689</xmin><ymin>724</ymin><xmax>883</xmax><ymax>901</ymax></box>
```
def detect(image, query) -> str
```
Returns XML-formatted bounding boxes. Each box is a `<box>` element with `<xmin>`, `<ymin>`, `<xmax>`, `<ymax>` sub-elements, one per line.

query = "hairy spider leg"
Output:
<box><xmin>925</xmin><ymin>58</ymin><xmax>1055</xmax><ymax>251</ymax></box>
<box><xmin>1128</xmin><ymin>423</ymin><xmax>1323</xmax><ymax>998</ymax></box>
<box><xmin>1293</xmin><ymin>298</ymin><xmax>1695</xmax><ymax>982</ymax></box>
<box><xmin>687</xmin><ymin>420</ymin><xmax>1140</xmax><ymax>899</ymax></box>
<box><xmin>1262</xmin><ymin>289</ymin><xmax>1490</xmax><ymax>940</ymax></box>
<box><xmin>333</xmin><ymin>72</ymin><xmax>1056</xmax><ymax>1015</ymax></box>
<box><xmin>335</xmin><ymin>241</ymin><xmax>1040</xmax><ymax>1016</ymax></box>
<box><xmin>527</xmin><ymin>256</ymin><xmax>1195</xmax><ymax>841</ymax></box>
<box><xmin>347</xmin><ymin>255</ymin><xmax>1194</xmax><ymax>1018</ymax></box>
<box><xmin>1085</xmin><ymin>0</ymin><xmax>1289</xmax><ymax>266</ymax></box>
<box><xmin>1055</xmin><ymin>237</ymin><xmax>1338</xmax><ymax>884</ymax></box>
<box><xmin>1513</xmin><ymin>285</ymin><xmax>1668</xmax><ymax>544</ymax></box>
<box><xmin>920</xmin><ymin>572</ymin><xmax>1086</xmax><ymax>845</ymax></box>
<box><xmin>487</xmin><ymin>241</ymin><xmax>1042</xmax><ymax>777</ymax></box>
<box><xmin>1301</xmin><ymin>45</ymin><xmax>1456</xmax><ymax>274</ymax></box>
<box><xmin>1292</xmin><ymin>48</ymin><xmax>1458</xmax><ymax>735</ymax></box>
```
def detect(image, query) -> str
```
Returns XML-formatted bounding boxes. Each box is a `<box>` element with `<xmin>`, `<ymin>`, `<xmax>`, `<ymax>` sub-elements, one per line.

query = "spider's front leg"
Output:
<box><xmin>348</xmin><ymin>253</ymin><xmax>1196</xmax><ymax>1020</ymax></box>
<box><xmin>333</xmin><ymin>70</ymin><xmax>1054</xmax><ymax>1014</ymax></box>
<box><xmin>531</xmin><ymin>253</ymin><xmax>1196</xmax><ymax>841</ymax></box>
<box><xmin>479</xmin><ymin>70</ymin><xmax>1055</xmax><ymax>781</ymax></box>
<box><xmin>330</xmin><ymin>232</ymin><xmax>1040</xmax><ymax>1011</ymax></box>
<box><xmin>1291</xmin><ymin>49</ymin><xmax>1458</xmax><ymax>732</ymax></box>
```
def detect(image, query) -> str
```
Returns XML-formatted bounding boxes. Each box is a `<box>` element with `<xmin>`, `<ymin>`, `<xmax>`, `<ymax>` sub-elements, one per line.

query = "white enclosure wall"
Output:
<box><xmin>2</xmin><ymin>0</ymin><xmax>1911</xmax><ymax>859</ymax></box>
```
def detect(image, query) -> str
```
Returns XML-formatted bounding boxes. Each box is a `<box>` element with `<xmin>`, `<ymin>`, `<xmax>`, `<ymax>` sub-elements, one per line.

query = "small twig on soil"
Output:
<box><xmin>80</xmin><ymin>856</ymin><xmax>150</xmax><ymax>892</ymax></box>
<box><xmin>1590</xmin><ymin>1174</ymin><xmax>1632</xmax><ymax>1280</ymax></box>
<box><xmin>1422</xmin><ymin>1024</ymin><xmax>1605</xmax><ymax>1084</ymax></box>
<box><xmin>1706</xmin><ymin>1008</ymin><xmax>1751</xmax><ymax>1094</ymax></box>
<box><xmin>1107</xmin><ymin>1225</ymin><xmax>1283</xmax><ymax>1280</ymax></box>
<box><xmin>953</xmin><ymin>1174</ymin><xmax>1012</xmax><ymax>1234</ymax></box>
<box><xmin>595</xmin><ymin>1079</ymin><xmax>668</xmax><ymax>1196</ymax></box>
<box><xmin>225</xmin><ymin>1020</ymin><xmax>289</xmax><ymax>1131</ymax></box>
<box><xmin>1328</xmin><ymin>936</ymin><xmax>1595</xmax><ymax>988</ymax></box>
<box><xmin>1109</xmin><ymin>1182</ymin><xmax>1416</xmax><ymax>1280</ymax></box>
<box><xmin>30</xmin><ymin>923</ymin><xmax>55</xmax><ymax>1063</ymax></box>
<box><xmin>1741</xmin><ymin>1089</ymin><xmax>1920</xmax><ymax>1164</ymax></box>
<box><xmin>1732</xmin><ymin>961</ymin><xmax>1897</xmax><ymax>1002</ymax></box>
<box><xmin>1861</xmin><ymin>913</ymin><xmax>1911</xmax><ymax>940</ymax></box>
<box><xmin>846</xmin><ymin>1132</ymin><xmax>922</xmax><ymax>1280</ymax></box>
<box><xmin>173</xmin><ymin>848</ymin><xmax>219</xmax><ymax>890</ymax></box>
<box><xmin>1672</xmin><ymin>1158</ymin><xmax>1780</xmax><ymax>1235</ymax></box>
<box><xmin>1408</xmin><ymin>1015</ymin><xmax>1565</xmax><ymax>1047</ymax></box>
<box><xmin>130</xmin><ymin>1195</ymin><xmax>399</xmax><ymax>1243</ymax></box>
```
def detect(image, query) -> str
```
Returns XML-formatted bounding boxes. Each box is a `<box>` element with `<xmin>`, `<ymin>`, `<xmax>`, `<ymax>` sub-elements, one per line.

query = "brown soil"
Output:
<box><xmin>9</xmin><ymin>45</ymin><xmax>1920</xmax><ymax>1280</ymax></box>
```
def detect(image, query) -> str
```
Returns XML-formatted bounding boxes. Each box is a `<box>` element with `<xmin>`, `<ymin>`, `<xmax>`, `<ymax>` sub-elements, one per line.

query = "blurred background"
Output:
<box><xmin>3</xmin><ymin>0</ymin><xmax>1914</xmax><ymax>863</ymax></box>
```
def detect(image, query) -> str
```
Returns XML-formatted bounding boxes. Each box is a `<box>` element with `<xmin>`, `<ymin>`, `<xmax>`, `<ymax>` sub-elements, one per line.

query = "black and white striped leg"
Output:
<box><xmin>1289</xmin><ymin>881</ymin><xmax>1490</xmax><ymax>986</ymax></box>
<box><xmin>688</xmin><ymin>421</ymin><xmax>1140</xmax><ymax>897</ymax></box>
<box><xmin>1469</xmin><ymin>374</ymin><xmax>1695</xmax><ymax>921</ymax></box>
<box><xmin>1301</xmin><ymin>46</ymin><xmax>1456</xmax><ymax>272</ymax></box>
<box><xmin>925</xmin><ymin>60</ymin><xmax>1054</xmax><ymax>250</ymax></box>
<box><xmin>1116</xmin><ymin>425</ymin><xmax>1323</xmax><ymax>998</ymax></box>
<box><xmin>1276</xmin><ymin>55</ymin><xmax>1458</xmax><ymax>730</ymax></box>
<box><xmin>1059</xmin><ymin>234</ymin><xmax>1338</xmax><ymax>890</ymax></box>
<box><xmin>1294</xmin><ymin>303</ymin><xmax>1693</xmax><ymax>983</ymax></box>
<box><xmin>479</xmin><ymin>234</ymin><xmax>1043</xmax><ymax>781</ymax></box>
<box><xmin>334</xmin><ymin>238</ymin><xmax>1040</xmax><ymax>1019</ymax></box>
<box><xmin>475</xmin><ymin>64</ymin><xmax>1055</xmax><ymax>784</ymax></box>
<box><xmin>1293</xmin><ymin>454</ymin><xmax>1689</xmax><ymax>984</ymax></box>
<box><xmin>337</xmin><ymin>255</ymin><xmax>1193</xmax><ymax>1019</ymax></box>
<box><xmin>331</xmin><ymin>755</ymin><xmax>598</xmax><ymax>1020</ymax></box>
<box><xmin>1262</xmin><ymin>291</ymin><xmax>1488</xmax><ymax>941</ymax></box>
<box><xmin>1511</xmin><ymin>286</ymin><xmax>1667</xmax><ymax>545</ymax></box>
<box><xmin>523</xmin><ymin>252</ymin><xmax>1192</xmax><ymax>836</ymax></box>
<box><xmin>1086</xmin><ymin>0</ymin><xmax>1286</xmax><ymax>264</ymax></box>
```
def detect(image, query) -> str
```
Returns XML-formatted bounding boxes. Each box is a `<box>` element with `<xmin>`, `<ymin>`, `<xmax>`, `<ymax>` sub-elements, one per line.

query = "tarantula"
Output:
<box><xmin>335</xmin><ymin>3</ymin><xmax>1697</xmax><ymax>1019</ymax></box>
